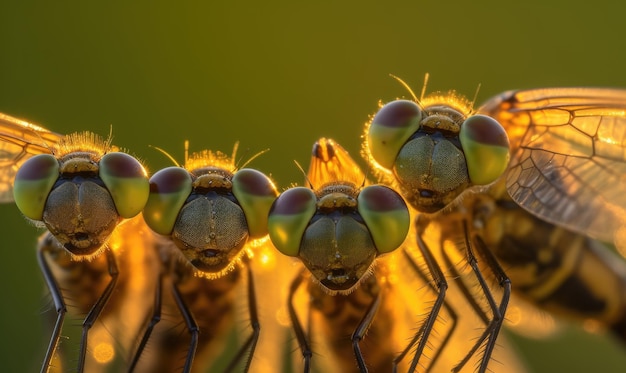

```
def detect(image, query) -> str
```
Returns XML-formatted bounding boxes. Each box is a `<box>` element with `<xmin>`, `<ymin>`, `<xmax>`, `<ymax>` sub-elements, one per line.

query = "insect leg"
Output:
<box><xmin>287</xmin><ymin>268</ymin><xmax>312</xmax><ymax>373</ymax></box>
<box><xmin>452</xmin><ymin>220</ymin><xmax>511</xmax><ymax>373</ymax></box>
<box><xmin>171</xmin><ymin>279</ymin><xmax>199</xmax><ymax>373</ymax></box>
<box><xmin>394</xmin><ymin>247</ymin><xmax>458</xmax><ymax>373</ymax></box>
<box><xmin>222</xmin><ymin>264</ymin><xmax>260</xmax><ymax>373</ymax></box>
<box><xmin>440</xmin><ymin>245</ymin><xmax>490</xmax><ymax>325</ymax></box>
<box><xmin>127</xmin><ymin>269</ymin><xmax>164</xmax><ymax>372</ymax></box>
<box><xmin>37</xmin><ymin>236</ymin><xmax>67</xmax><ymax>373</ymax></box>
<box><xmin>76</xmin><ymin>249</ymin><xmax>119</xmax><ymax>373</ymax></box>
<box><xmin>351</xmin><ymin>287</ymin><xmax>382</xmax><ymax>372</ymax></box>
<box><xmin>403</xmin><ymin>216</ymin><xmax>449</xmax><ymax>373</ymax></box>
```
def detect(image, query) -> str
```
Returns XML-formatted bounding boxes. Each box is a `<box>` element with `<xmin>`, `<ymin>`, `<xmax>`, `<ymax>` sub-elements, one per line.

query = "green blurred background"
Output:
<box><xmin>1</xmin><ymin>1</ymin><xmax>626</xmax><ymax>372</ymax></box>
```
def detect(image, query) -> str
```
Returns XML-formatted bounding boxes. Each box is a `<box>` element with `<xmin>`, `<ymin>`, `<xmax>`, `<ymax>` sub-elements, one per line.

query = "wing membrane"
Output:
<box><xmin>479</xmin><ymin>88</ymin><xmax>626</xmax><ymax>244</ymax></box>
<box><xmin>0</xmin><ymin>112</ymin><xmax>63</xmax><ymax>202</ymax></box>
<box><xmin>307</xmin><ymin>137</ymin><xmax>365</xmax><ymax>187</ymax></box>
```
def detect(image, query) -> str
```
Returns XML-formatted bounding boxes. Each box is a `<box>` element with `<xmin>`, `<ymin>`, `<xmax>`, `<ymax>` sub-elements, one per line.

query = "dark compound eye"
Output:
<box><xmin>357</xmin><ymin>185</ymin><xmax>410</xmax><ymax>254</ymax></box>
<box><xmin>232</xmin><ymin>168</ymin><xmax>278</xmax><ymax>239</ymax></box>
<box><xmin>99</xmin><ymin>152</ymin><xmax>150</xmax><ymax>218</ymax></box>
<box><xmin>13</xmin><ymin>154</ymin><xmax>60</xmax><ymax>220</ymax></box>
<box><xmin>267</xmin><ymin>187</ymin><xmax>317</xmax><ymax>257</ymax></box>
<box><xmin>143</xmin><ymin>166</ymin><xmax>193</xmax><ymax>235</ymax></box>
<box><xmin>459</xmin><ymin>115</ymin><xmax>510</xmax><ymax>185</ymax></box>
<box><xmin>367</xmin><ymin>100</ymin><xmax>423</xmax><ymax>169</ymax></box>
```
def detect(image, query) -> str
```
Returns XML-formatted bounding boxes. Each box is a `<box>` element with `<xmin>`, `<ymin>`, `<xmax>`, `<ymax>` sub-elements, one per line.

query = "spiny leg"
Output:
<box><xmin>287</xmin><ymin>268</ymin><xmax>311</xmax><ymax>373</ymax></box>
<box><xmin>37</xmin><ymin>242</ymin><xmax>67</xmax><ymax>373</ymax></box>
<box><xmin>394</xmin><ymin>248</ymin><xmax>458</xmax><ymax>373</ymax></box>
<box><xmin>453</xmin><ymin>220</ymin><xmax>511</xmax><ymax>373</ymax></box>
<box><xmin>440</xmin><ymin>244</ymin><xmax>490</xmax><ymax>325</ymax></box>
<box><xmin>222</xmin><ymin>264</ymin><xmax>260</xmax><ymax>373</ymax></box>
<box><xmin>402</xmin><ymin>216</ymin><xmax>449</xmax><ymax>373</ymax></box>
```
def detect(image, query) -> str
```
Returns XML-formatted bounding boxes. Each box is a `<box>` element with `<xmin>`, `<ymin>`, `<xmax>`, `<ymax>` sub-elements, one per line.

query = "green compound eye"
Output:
<box><xmin>13</xmin><ymin>154</ymin><xmax>60</xmax><ymax>220</ymax></box>
<box><xmin>143</xmin><ymin>167</ymin><xmax>192</xmax><ymax>235</ymax></box>
<box><xmin>99</xmin><ymin>152</ymin><xmax>150</xmax><ymax>218</ymax></box>
<box><xmin>368</xmin><ymin>100</ymin><xmax>422</xmax><ymax>169</ymax></box>
<box><xmin>357</xmin><ymin>185</ymin><xmax>410</xmax><ymax>254</ymax></box>
<box><xmin>268</xmin><ymin>187</ymin><xmax>317</xmax><ymax>257</ymax></box>
<box><xmin>232</xmin><ymin>168</ymin><xmax>278</xmax><ymax>239</ymax></box>
<box><xmin>459</xmin><ymin>115</ymin><xmax>510</xmax><ymax>185</ymax></box>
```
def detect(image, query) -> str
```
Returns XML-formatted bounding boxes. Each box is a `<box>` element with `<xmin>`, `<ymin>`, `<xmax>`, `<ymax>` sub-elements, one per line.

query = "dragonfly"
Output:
<box><xmin>267</xmin><ymin>137</ymin><xmax>416</xmax><ymax>372</ymax></box>
<box><xmin>0</xmin><ymin>112</ymin><xmax>154</xmax><ymax>372</ymax></box>
<box><xmin>130</xmin><ymin>142</ymin><xmax>278</xmax><ymax>373</ymax></box>
<box><xmin>362</xmin><ymin>76</ymin><xmax>626</xmax><ymax>372</ymax></box>
<box><xmin>267</xmin><ymin>138</ymin><xmax>531</xmax><ymax>373</ymax></box>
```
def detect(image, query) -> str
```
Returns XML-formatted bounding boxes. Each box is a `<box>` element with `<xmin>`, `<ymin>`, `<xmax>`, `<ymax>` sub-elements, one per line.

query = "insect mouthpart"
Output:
<box><xmin>321</xmin><ymin>267</ymin><xmax>358</xmax><ymax>291</ymax></box>
<box><xmin>187</xmin><ymin>248</ymin><xmax>235</xmax><ymax>274</ymax></box>
<box><xmin>63</xmin><ymin>242</ymin><xmax>98</xmax><ymax>255</ymax></box>
<box><xmin>58</xmin><ymin>231</ymin><xmax>104</xmax><ymax>256</ymax></box>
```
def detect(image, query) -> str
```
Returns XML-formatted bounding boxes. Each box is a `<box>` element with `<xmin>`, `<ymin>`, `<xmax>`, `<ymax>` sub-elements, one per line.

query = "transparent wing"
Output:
<box><xmin>307</xmin><ymin>137</ymin><xmax>365</xmax><ymax>187</ymax></box>
<box><xmin>478</xmin><ymin>88</ymin><xmax>626</xmax><ymax>244</ymax></box>
<box><xmin>0</xmin><ymin>112</ymin><xmax>64</xmax><ymax>202</ymax></box>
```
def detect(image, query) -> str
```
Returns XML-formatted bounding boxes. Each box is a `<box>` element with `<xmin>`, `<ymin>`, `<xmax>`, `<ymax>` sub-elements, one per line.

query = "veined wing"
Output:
<box><xmin>307</xmin><ymin>138</ymin><xmax>366</xmax><ymax>186</ymax></box>
<box><xmin>0</xmin><ymin>112</ymin><xmax>64</xmax><ymax>202</ymax></box>
<box><xmin>0</xmin><ymin>111</ymin><xmax>150</xmax><ymax>372</ymax></box>
<box><xmin>479</xmin><ymin>88</ymin><xmax>626</xmax><ymax>245</ymax></box>
<box><xmin>363</xmin><ymin>79</ymin><xmax>626</xmax><ymax>371</ymax></box>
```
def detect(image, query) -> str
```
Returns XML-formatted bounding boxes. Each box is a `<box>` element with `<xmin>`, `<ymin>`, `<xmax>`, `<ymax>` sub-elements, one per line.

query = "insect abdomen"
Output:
<box><xmin>474</xmin><ymin>195</ymin><xmax>626</xmax><ymax>339</ymax></box>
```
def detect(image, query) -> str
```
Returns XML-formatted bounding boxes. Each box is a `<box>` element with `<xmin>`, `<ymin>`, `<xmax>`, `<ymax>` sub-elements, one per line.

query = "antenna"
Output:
<box><xmin>470</xmin><ymin>82</ymin><xmax>482</xmax><ymax>111</ymax></box>
<box><xmin>105</xmin><ymin>125</ymin><xmax>114</xmax><ymax>153</ymax></box>
<box><xmin>389</xmin><ymin>74</ymin><xmax>426</xmax><ymax>110</ymax></box>
<box><xmin>148</xmin><ymin>144</ymin><xmax>181</xmax><ymax>167</ymax></box>
<box><xmin>233</xmin><ymin>141</ymin><xmax>270</xmax><ymax>170</ymax></box>
<box><xmin>360</xmin><ymin>164</ymin><xmax>371</xmax><ymax>188</ymax></box>
<box><xmin>420</xmin><ymin>72</ymin><xmax>429</xmax><ymax>102</ymax></box>
<box><xmin>238</xmin><ymin>147</ymin><xmax>270</xmax><ymax>170</ymax></box>
<box><xmin>294</xmin><ymin>159</ymin><xmax>314</xmax><ymax>189</ymax></box>
<box><xmin>184</xmin><ymin>140</ymin><xmax>189</xmax><ymax>165</ymax></box>
<box><xmin>231</xmin><ymin>142</ymin><xmax>239</xmax><ymax>165</ymax></box>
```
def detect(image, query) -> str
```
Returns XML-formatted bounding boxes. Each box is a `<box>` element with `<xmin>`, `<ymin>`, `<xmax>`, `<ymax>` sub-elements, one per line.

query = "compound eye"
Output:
<box><xmin>367</xmin><ymin>100</ymin><xmax>422</xmax><ymax>169</ymax></box>
<box><xmin>267</xmin><ymin>187</ymin><xmax>317</xmax><ymax>257</ymax></box>
<box><xmin>232</xmin><ymin>168</ymin><xmax>278</xmax><ymax>239</ymax></box>
<box><xmin>459</xmin><ymin>115</ymin><xmax>510</xmax><ymax>185</ymax></box>
<box><xmin>13</xmin><ymin>154</ymin><xmax>60</xmax><ymax>220</ymax></box>
<box><xmin>143</xmin><ymin>167</ymin><xmax>192</xmax><ymax>235</ymax></box>
<box><xmin>99</xmin><ymin>152</ymin><xmax>150</xmax><ymax>218</ymax></box>
<box><xmin>357</xmin><ymin>185</ymin><xmax>410</xmax><ymax>254</ymax></box>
